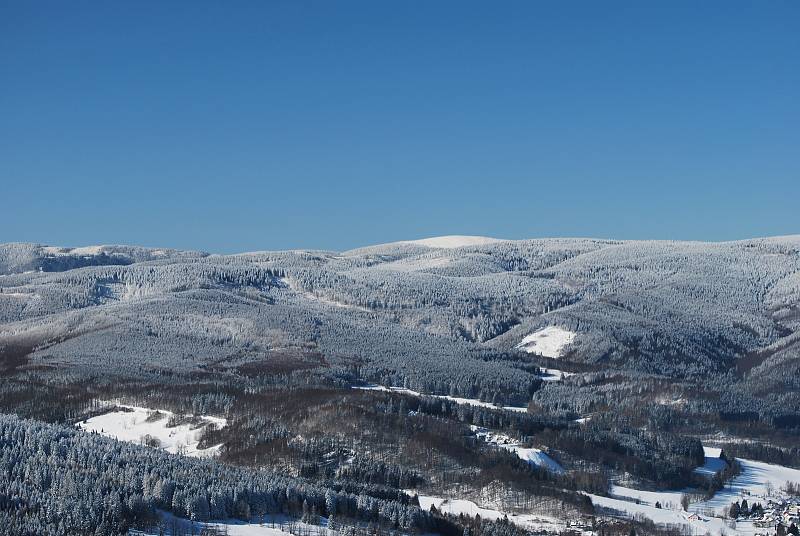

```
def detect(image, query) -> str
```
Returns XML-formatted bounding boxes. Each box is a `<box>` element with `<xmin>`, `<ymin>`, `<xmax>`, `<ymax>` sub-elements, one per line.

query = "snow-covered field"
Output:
<box><xmin>588</xmin><ymin>493</ymin><xmax>745</xmax><ymax>535</ymax></box>
<box><xmin>697</xmin><ymin>457</ymin><xmax>800</xmax><ymax>513</ymax></box>
<box><xmin>417</xmin><ymin>495</ymin><xmax>588</xmax><ymax>534</ymax></box>
<box><xmin>516</xmin><ymin>326</ymin><xmax>576</xmax><ymax>358</ymax></box>
<box><xmin>402</xmin><ymin>235</ymin><xmax>506</xmax><ymax>249</ymax></box>
<box><xmin>607</xmin><ymin>484</ymin><xmax>686</xmax><ymax>511</ymax></box>
<box><xmin>471</xmin><ymin>426</ymin><xmax>564</xmax><ymax>474</ymax></box>
<box><xmin>354</xmin><ymin>384</ymin><xmax>528</xmax><ymax>412</ymax></box>
<box><xmin>135</xmin><ymin>512</ymin><xmax>327</xmax><ymax>536</ymax></box>
<box><xmin>373</xmin><ymin>254</ymin><xmax>454</xmax><ymax>272</ymax></box>
<box><xmin>42</xmin><ymin>245</ymin><xmax>105</xmax><ymax>257</ymax></box>
<box><xmin>692</xmin><ymin>447</ymin><xmax>729</xmax><ymax>478</ymax></box>
<box><xmin>513</xmin><ymin>445</ymin><xmax>565</xmax><ymax>474</ymax></box>
<box><xmin>539</xmin><ymin>367</ymin><xmax>575</xmax><ymax>381</ymax></box>
<box><xmin>78</xmin><ymin>404</ymin><xmax>226</xmax><ymax>457</ymax></box>
<box><xmin>589</xmin><ymin>449</ymin><xmax>800</xmax><ymax>534</ymax></box>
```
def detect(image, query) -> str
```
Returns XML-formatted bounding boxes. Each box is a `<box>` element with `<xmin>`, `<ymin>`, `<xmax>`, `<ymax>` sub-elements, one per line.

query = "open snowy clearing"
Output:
<box><xmin>78</xmin><ymin>404</ymin><xmax>226</xmax><ymax>457</ymax></box>
<box><xmin>516</xmin><ymin>326</ymin><xmax>576</xmax><ymax>358</ymax></box>
<box><xmin>512</xmin><ymin>445</ymin><xmax>565</xmax><ymax>474</ymax></box>
<box><xmin>354</xmin><ymin>384</ymin><xmax>528</xmax><ymax>413</ymax></box>
<box><xmin>135</xmin><ymin>512</ymin><xmax>326</xmax><ymax>536</ymax></box>
<box><xmin>417</xmin><ymin>495</ymin><xmax>588</xmax><ymax>534</ymax></box>
<box><xmin>471</xmin><ymin>426</ymin><xmax>564</xmax><ymax>474</ymax></box>
<box><xmin>590</xmin><ymin>451</ymin><xmax>800</xmax><ymax>534</ymax></box>
<box><xmin>373</xmin><ymin>254</ymin><xmax>454</xmax><ymax>272</ymax></box>
<box><xmin>42</xmin><ymin>245</ymin><xmax>106</xmax><ymax>256</ymax></box>
<box><xmin>589</xmin><ymin>493</ymin><xmax>748</xmax><ymax>535</ymax></box>
<box><xmin>696</xmin><ymin>456</ymin><xmax>800</xmax><ymax>513</ymax></box>
<box><xmin>692</xmin><ymin>446</ymin><xmax>729</xmax><ymax>478</ymax></box>
<box><xmin>605</xmin><ymin>447</ymin><xmax>727</xmax><ymax>512</ymax></box>
<box><xmin>401</xmin><ymin>235</ymin><xmax>507</xmax><ymax>249</ymax></box>
<box><xmin>539</xmin><ymin>366</ymin><xmax>576</xmax><ymax>381</ymax></box>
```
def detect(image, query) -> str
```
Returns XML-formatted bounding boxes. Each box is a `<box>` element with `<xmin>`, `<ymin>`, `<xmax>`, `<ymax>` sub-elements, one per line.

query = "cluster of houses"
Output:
<box><xmin>740</xmin><ymin>498</ymin><xmax>800</xmax><ymax>535</ymax></box>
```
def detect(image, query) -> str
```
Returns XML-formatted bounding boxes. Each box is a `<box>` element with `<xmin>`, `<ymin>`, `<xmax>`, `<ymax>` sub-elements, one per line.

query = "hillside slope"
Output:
<box><xmin>1</xmin><ymin>236</ymin><xmax>799</xmax><ymax>417</ymax></box>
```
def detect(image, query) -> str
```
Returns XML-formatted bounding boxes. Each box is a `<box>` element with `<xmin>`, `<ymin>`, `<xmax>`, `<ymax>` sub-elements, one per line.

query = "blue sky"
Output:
<box><xmin>1</xmin><ymin>1</ymin><xmax>798</xmax><ymax>253</ymax></box>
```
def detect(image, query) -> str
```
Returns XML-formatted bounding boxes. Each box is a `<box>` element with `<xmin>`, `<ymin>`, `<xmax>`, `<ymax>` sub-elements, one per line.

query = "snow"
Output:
<box><xmin>587</xmin><ymin>453</ymin><xmax>800</xmax><ymax>534</ymax></box>
<box><xmin>516</xmin><ymin>326</ymin><xmax>576</xmax><ymax>358</ymax></box>
<box><xmin>373</xmin><ymin>255</ymin><xmax>454</xmax><ymax>272</ymax></box>
<box><xmin>354</xmin><ymin>384</ymin><xmax>528</xmax><ymax>413</ymax></box>
<box><xmin>588</xmin><ymin>493</ymin><xmax>745</xmax><ymax>535</ymax></box>
<box><xmin>283</xmin><ymin>278</ymin><xmax>372</xmax><ymax>312</ymax></box>
<box><xmin>417</xmin><ymin>495</ymin><xmax>584</xmax><ymax>534</ymax></box>
<box><xmin>200</xmin><ymin>519</ymin><xmax>320</xmax><ymax>536</ymax></box>
<box><xmin>658</xmin><ymin>397</ymin><xmax>688</xmax><ymax>406</ymax></box>
<box><xmin>95</xmin><ymin>281</ymin><xmax>152</xmax><ymax>302</ymax></box>
<box><xmin>512</xmin><ymin>446</ymin><xmax>565</xmax><ymax>474</ymax></box>
<box><xmin>0</xmin><ymin>292</ymin><xmax>34</xmax><ymax>299</ymax></box>
<box><xmin>42</xmin><ymin>245</ymin><xmax>105</xmax><ymax>256</ymax></box>
<box><xmin>77</xmin><ymin>404</ymin><xmax>226</xmax><ymax>457</ymax></box>
<box><xmin>401</xmin><ymin>235</ymin><xmax>506</xmax><ymax>249</ymax></box>
<box><xmin>298</xmin><ymin>291</ymin><xmax>370</xmax><ymax>311</ymax></box>
<box><xmin>471</xmin><ymin>426</ymin><xmax>564</xmax><ymax>474</ymax></box>
<box><xmin>135</xmin><ymin>512</ymin><xmax>325</xmax><ymax>536</ymax></box>
<box><xmin>693</xmin><ymin>447</ymin><xmax>728</xmax><ymax>478</ymax></box>
<box><xmin>70</xmin><ymin>245</ymin><xmax>106</xmax><ymax>256</ymax></box>
<box><xmin>539</xmin><ymin>367</ymin><xmax>576</xmax><ymax>381</ymax></box>
<box><xmin>207</xmin><ymin>524</ymin><xmax>290</xmax><ymax>536</ymax></box>
<box><xmin>442</xmin><ymin>394</ymin><xmax>527</xmax><ymax>413</ymax></box>
<box><xmin>696</xmin><ymin>457</ymin><xmax>800</xmax><ymax>512</ymax></box>
<box><xmin>607</xmin><ymin>485</ymin><xmax>687</xmax><ymax>511</ymax></box>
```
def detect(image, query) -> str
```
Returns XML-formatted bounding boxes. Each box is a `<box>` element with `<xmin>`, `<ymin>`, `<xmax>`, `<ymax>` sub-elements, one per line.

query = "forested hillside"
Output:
<box><xmin>1</xmin><ymin>236</ymin><xmax>799</xmax><ymax>535</ymax></box>
<box><xmin>2</xmin><ymin>237</ymin><xmax>798</xmax><ymax>411</ymax></box>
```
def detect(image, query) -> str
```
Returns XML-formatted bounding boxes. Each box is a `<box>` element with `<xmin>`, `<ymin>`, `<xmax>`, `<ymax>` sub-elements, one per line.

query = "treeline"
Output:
<box><xmin>715</xmin><ymin>441</ymin><xmax>800</xmax><ymax>469</ymax></box>
<box><xmin>396</xmin><ymin>391</ymin><xmax>569</xmax><ymax>435</ymax></box>
<box><xmin>537</xmin><ymin>415</ymin><xmax>704</xmax><ymax>488</ymax></box>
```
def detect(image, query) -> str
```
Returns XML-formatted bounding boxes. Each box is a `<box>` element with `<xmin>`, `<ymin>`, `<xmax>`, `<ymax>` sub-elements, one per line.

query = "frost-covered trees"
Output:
<box><xmin>0</xmin><ymin>414</ymin><xmax>440</xmax><ymax>535</ymax></box>
<box><xmin>1</xmin><ymin>236</ymin><xmax>799</xmax><ymax>421</ymax></box>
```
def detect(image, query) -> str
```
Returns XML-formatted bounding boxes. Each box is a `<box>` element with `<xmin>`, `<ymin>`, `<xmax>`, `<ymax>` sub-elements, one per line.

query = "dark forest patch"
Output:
<box><xmin>0</xmin><ymin>341</ymin><xmax>35</xmax><ymax>374</ymax></box>
<box><xmin>235</xmin><ymin>350</ymin><xmax>327</xmax><ymax>377</ymax></box>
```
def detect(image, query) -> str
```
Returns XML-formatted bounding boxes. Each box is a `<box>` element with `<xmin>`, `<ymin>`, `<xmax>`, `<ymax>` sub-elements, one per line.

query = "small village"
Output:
<box><xmin>729</xmin><ymin>496</ymin><xmax>800</xmax><ymax>536</ymax></box>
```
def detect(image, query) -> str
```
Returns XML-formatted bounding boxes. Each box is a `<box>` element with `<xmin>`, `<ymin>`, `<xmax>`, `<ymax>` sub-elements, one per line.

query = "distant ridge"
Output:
<box><xmin>401</xmin><ymin>235</ymin><xmax>507</xmax><ymax>249</ymax></box>
<box><xmin>402</xmin><ymin>235</ymin><xmax>506</xmax><ymax>249</ymax></box>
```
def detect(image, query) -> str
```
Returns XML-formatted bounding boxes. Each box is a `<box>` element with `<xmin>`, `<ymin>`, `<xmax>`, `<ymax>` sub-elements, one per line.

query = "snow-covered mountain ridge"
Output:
<box><xmin>1</xmin><ymin>235</ymin><xmax>799</xmax><ymax>415</ymax></box>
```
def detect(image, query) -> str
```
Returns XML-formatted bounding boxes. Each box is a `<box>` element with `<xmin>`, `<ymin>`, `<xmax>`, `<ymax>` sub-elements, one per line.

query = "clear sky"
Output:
<box><xmin>1</xmin><ymin>2</ymin><xmax>798</xmax><ymax>253</ymax></box>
